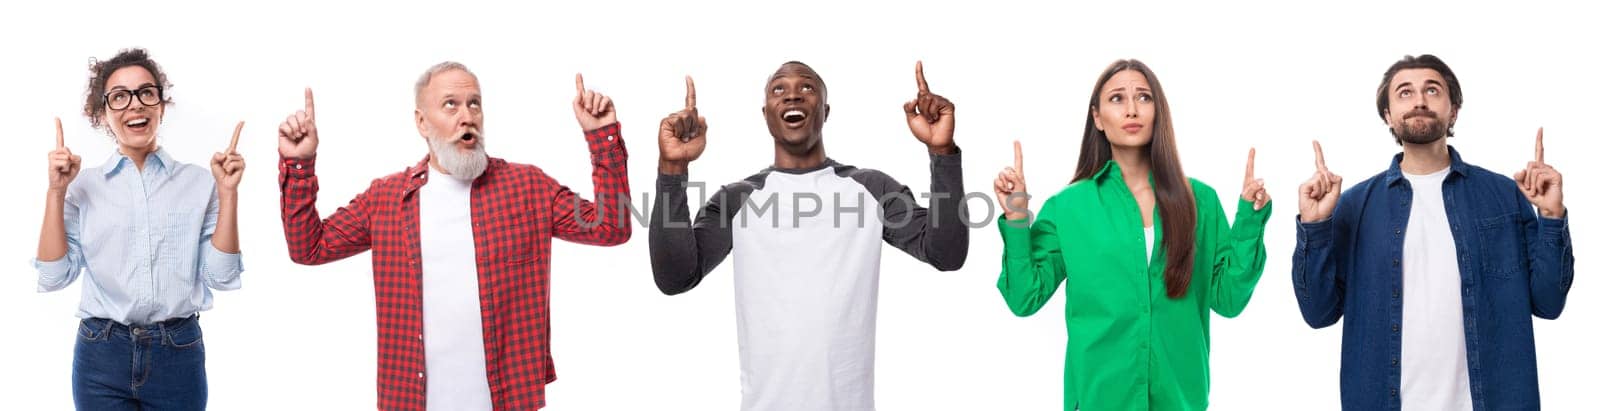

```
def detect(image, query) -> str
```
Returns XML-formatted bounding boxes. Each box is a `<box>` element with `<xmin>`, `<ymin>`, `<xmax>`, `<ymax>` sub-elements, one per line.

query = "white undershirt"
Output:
<box><xmin>1144</xmin><ymin>226</ymin><xmax>1156</xmax><ymax>266</ymax></box>
<box><xmin>1399</xmin><ymin>167</ymin><xmax>1471</xmax><ymax>410</ymax></box>
<box><xmin>420</xmin><ymin>171</ymin><xmax>492</xmax><ymax>410</ymax></box>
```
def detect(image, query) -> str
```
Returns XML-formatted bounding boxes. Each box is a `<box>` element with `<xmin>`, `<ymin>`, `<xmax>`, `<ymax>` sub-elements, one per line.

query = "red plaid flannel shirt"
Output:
<box><xmin>279</xmin><ymin>123</ymin><xmax>630</xmax><ymax>410</ymax></box>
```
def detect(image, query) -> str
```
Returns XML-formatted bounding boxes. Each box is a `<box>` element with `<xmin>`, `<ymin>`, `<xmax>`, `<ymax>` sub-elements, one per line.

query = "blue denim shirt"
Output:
<box><xmin>32</xmin><ymin>148</ymin><xmax>244</xmax><ymax>325</ymax></box>
<box><xmin>1292</xmin><ymin>146</ymin><xmax>1573</xmax><ymax>410</ymax></box>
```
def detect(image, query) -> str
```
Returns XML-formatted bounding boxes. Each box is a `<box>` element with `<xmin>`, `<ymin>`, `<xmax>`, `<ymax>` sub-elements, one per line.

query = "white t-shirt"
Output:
<box><xmin>420</xmin><ymin>171</ymin><xmax>492</xmax><ymax>410</ymax></box>
<box><xmin>1144</xmin><ymin>225</ymin><xmax>1156</xmax><ymax>266</ymax></box>
<box><xmin>1399</xmin><ymin>167</ymin><xmax>1471</xmax><ymax>410</ymax></box>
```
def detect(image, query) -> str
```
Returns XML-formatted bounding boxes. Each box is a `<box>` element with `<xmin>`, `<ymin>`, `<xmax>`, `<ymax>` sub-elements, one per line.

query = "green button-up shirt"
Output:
<box><xmin>997</xmin><ymin>161</ymin><xmax>1271</xmax><ymax>410</ymax></box>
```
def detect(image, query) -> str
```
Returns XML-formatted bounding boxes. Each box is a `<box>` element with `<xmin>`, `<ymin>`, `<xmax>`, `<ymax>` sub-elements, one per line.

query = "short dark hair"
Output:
<box><xmin>772</xmin><ymin>61</ymin><xmax>826</xmax><ymax>91</ymax></box>
<box><xmin>83</xmin><ymin>48</ymin><xmax>172</xmax><ymax>129</ymax></box>
<box><xmin>1376</xmin><ymin>54</ymin><xmax>1462</xmax><ymax>137</ymax></box>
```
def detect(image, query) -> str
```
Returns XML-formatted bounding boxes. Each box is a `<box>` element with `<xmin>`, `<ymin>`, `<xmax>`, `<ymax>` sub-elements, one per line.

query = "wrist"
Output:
<box><xmin>659</xmin><ymin>160</ymin><xmax>688</xmax><ymax>175</ymax></box>
<box><xmin>928</xmin><ymin>143</ymin><xmax>958</xmax><ymax>155</ymax></box>
<box><xmin>583</xmin><ymin>121</ymin><xmax>618</xmax><ymax>133</ymax></box>
<box><xmin>1539</xmin><ymin>206</ymin><xmax>1566</xmax><ymax>219</ymax></box>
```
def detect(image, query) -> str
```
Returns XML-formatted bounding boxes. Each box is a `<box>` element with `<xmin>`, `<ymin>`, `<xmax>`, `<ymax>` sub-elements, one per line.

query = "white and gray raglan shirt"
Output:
<box><xmin>650</xmin><ymin>153</ymin><xmax>968</xmax><ymax>411</ymax></box>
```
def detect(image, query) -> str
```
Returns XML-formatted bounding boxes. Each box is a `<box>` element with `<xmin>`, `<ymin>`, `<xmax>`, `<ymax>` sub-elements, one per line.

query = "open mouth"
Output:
<box><xmin>782</xmin><ymin>109</ymin><xmax>807</xmax><ymax>125</ymax></box>
<box><xmin>125</xmin><ymin>117</ymin><xmax>150</xmax><ymax>132</ymax></box>
<box><xmin>459</xmin><ymin>132</ymin><xmax>478</xmax><ymax>143</ymax></box>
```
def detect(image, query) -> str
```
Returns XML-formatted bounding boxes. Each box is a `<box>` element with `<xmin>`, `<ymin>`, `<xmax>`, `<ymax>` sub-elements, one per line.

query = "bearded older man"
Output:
<box><xmin>276</xmin><ymin>62</ymin><xmax>632</xmax><ymax>410</ymax></box>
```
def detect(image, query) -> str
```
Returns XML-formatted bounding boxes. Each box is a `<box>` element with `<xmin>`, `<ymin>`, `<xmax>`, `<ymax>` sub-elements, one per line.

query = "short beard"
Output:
<box><xmin>428</xmin><ymin>134</ymin><xmax>488</xmax><ymax>180</ymax></box>
<box><xmin>1392</xmin><ymin>109</ymin><xmax>1448</xmax><ymax>145</ymax></box>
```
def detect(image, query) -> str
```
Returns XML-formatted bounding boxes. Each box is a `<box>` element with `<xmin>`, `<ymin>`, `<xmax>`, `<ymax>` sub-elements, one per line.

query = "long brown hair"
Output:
<box><xmin>1071</xmin><ymin>59</ymin><xmax>1197</xmax><ymax>299</ymax></box>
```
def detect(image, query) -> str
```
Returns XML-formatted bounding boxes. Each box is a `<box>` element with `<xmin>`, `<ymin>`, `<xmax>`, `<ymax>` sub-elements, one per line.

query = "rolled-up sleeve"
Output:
<box><xmin>35</xmin><ymin>192</ymin><xmax>85</xmax><ymax>292</ymax></box>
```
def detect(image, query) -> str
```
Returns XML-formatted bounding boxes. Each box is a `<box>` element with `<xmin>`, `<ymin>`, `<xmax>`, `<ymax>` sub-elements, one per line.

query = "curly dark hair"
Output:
<box><xmin>82</xmin><ymin>48</ymin><xmax>173</xmax><ymax>129</ymax></box>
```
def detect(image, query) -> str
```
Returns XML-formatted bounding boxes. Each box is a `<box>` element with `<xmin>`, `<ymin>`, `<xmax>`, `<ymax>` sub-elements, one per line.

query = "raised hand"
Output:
<box><xmin>1298</xmin><ymin>140</ymin><xmax>1343</xmax><ymax>223</ymax></box>
<box><xmin>1241</xmin><ymin>148</ymin><xmax>1271</xmax><ymax>210</ymax></box>
<box><xmin>1513</xmin><ymin>127</ymin><xmax>1565</xmax><ymax>218</ymax></box>
<box><xmin>658</xmin><ymin>75</ymin><xmax>707</xmax><ymax>174</ymax></box>
<box><xmin>573</xmin><ymin>73</ymin><xmax>618</xmax><ymax>131</ymax></box>
<box><xmin>902</xmin><ymin>61</ymin><xmax>956</xmax><ymax>153</ymax></box>
<box><xmin>47</xmin><ymin>117</ymin><xmax>82</xmax><ymax>193</ymax></box>
<box><xmin>211</xmin><ymin>121</ymin><xmax>246</xmax><ymax>191</ymax></box>
<box><xmin>278</xmin><ymin>88</ymin><xmax>319</xmax><ymax>160</ymax></box>
<box><xmin>994</xmin><ymin>140</ymin><xmax>1030</xmax><ymax>221</ymax></box>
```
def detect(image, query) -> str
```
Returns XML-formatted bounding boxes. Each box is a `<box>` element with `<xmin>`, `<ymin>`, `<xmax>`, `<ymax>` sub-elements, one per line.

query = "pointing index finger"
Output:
<box><xmin>1012</xmin><ymin>140</ymin><xmax>1024</xmax><ymax>174</ymax></box>
<box><xmin>226</xmin><ymin>121</ymin><xmax>244</xmax><ymax>154</ymax></box>
<box><xmin>1313</xmin><ymin>140</ymin><xmax>1327</xmax><ymax>171</ymax></box>
<box><xmin>1246</xmin><ymin>147</ymin><xmax>1256</xmax><ymax>179</ymax></box>
<box><xmin>914</xmin><ymin>61</ymin><xmax>930</xmax><ymax>94</ymax></box>
<box><xmin>55</xmin><ymin>117</ymin><xmax>64</xmax><ymax>149</ymax></box>
<box><xmin>685</xmin><ymin>75</ymin><xmax>697</xmax><ymax>109</ymax></box>
<box><xmin>576</xmin><ymin>73</ymin><xmax>586</xmax><ymax>95</ymax></box>
<box><xmin>1535</xmin><ymin>127</ymin><xmax>1544</xmax><ymax>164</ymax></box>
<box><xmin>304</xmin><ymin>87</ymin><xmax>316</xmax><ymax>118</ymax></box>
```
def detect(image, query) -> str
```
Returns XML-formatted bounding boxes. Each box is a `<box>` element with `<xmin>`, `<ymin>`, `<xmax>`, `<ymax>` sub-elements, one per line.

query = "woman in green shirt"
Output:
<box><xmin>992</xmin><ymin>59</ymin><xmax>1272</xmax><ymax>410</ymax></box>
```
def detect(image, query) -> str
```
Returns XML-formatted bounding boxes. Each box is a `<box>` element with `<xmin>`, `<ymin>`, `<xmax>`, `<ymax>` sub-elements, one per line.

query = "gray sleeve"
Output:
<box><xmin>855</xmin><ymin>151</ymin><xmax>969</xmax><ymax>271</ymax></box>
<box><xmin>649</xmin><ymin>173</ymin><xmax>750</xmax><ymax>295</ymax></box>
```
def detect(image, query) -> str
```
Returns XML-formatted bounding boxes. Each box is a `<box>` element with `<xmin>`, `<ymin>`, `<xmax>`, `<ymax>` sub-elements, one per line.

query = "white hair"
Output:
<box><xmin>414</xmin><ymin>61</ymin><xmax>476</xmax><ymax>107</ymax></box>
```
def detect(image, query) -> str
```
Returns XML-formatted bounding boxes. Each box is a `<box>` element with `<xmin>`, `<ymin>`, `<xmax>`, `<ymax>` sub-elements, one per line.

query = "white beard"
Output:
<box><xmin>428</xmin><ymin>134</ymin><xmax>488</xmax><ymax>181</ymax></box>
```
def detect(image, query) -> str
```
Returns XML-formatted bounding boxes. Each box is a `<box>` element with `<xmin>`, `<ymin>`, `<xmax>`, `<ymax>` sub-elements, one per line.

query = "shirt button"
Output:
<box><xmin>295</xmin><ymin>164</ymin><xmax>303</xmax><ymax>170</ymax></box>
<box><xmin>1390</xmin><ymin>388</ymin><xmax>1397</xmax><ymax>397</ymax></box>
<box><xmin>418</xmin><ymin>334</ymin><xmax>423</xmax><ymax>340</ymax></box>
<box><xmin>606</xmin><ymin>135</ymin><xmax>615</xmax><ymax>141</ymax></box>
<box><xmin>1392</xmin><ymin>259</ymin><xmax>1400</xmax><ymax>267</ymax></box>
<box><xmin>418</xmin><ymin>372</ymin><xmax>425</xmax><ymax>379</ymax></box>
<box><xmin>1394</xmin><ymin>228</ymin><xmax>1401</xmax><ymax>235</ymax></box>
<box><xmin>1392</xmin><ymin>289</ymin><xmax>1400</xmax><ymax>298</ymax></box>
<box><xmin>1392</xmin><ymin>324</ymin><xmax>1399</xmax><ymax>332</ymax></box>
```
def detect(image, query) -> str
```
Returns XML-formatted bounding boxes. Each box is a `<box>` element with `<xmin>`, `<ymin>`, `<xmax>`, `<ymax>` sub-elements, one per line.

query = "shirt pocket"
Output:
<box><xmin>163</xmin><ymin>210</ymin><xmax>203</xmax><ymax>244</ymax></box>
<box><xmin>160</xmin><ymin>210</ymin><xmax>203</xmax><ymax>288</ymax></box>
<box><xmin>490</xmin><ymin>210</ymin><xmax>540</xmax><ymax>264</ymax></box>
<box><xmin>1475</xmin><ymin>212</ymin><xmax>1526</xmax><ymax>280</ymax></box>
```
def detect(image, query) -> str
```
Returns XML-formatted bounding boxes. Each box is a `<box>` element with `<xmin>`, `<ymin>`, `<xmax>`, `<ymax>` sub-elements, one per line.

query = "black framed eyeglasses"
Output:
<box><xmin>104</xmin><ymin>86</ymin><xmax>163</xmax><ymax>111</ymax></box>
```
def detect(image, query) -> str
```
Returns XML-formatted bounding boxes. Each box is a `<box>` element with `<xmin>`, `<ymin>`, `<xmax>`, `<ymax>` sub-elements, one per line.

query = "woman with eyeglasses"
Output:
<box><xmin>992</xmin><ymin>59</ymin><xmax>1272</xmax><ymax>410</ymax></box>
<box><xmin>34</xmin><ymin>48</ymin><xmax>246</xmax><ymax>410</ymax></box>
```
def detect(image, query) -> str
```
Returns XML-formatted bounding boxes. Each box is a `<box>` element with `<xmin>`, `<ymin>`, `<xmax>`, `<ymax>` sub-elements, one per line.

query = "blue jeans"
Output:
<box><xmin>72</xmin><ymin>315</ymin><xmax>207</xmax><ymax>410</ymax></box>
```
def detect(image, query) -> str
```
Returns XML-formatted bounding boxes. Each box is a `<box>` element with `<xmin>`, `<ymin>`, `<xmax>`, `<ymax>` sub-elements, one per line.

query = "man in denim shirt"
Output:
<box><xmin>1292</xmin><ymin>54</ymin><xmax>1574</xmax><ymax>410</ymax></box>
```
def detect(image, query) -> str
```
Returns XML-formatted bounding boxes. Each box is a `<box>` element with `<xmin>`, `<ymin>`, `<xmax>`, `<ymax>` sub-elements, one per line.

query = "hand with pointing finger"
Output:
<box><xmin>47</xmin><ymin>117</ymin><xmax>82</xmax><ymax>193</ymax></box>
<box><xmin>1513</xmin><ymin>127</ymin><xmax>1564</xmax><ymax>218</ymax></box>
<box><xmin>1240</xmin><ymin>148</ymin><xmax>1271</xmax><ymax>211</ymax></box>
<box><xmin>574</xmin><ymin>73</ymin><xmax>618</xmax><ymax>131</ymax></box>
<box><xmin>903</xmin><ymin>61</ymin><xmax>956</xmax><ymax>154</ymax></box>
<box><xmin>658</xmin><ymin>76</ymin><xmax>707</xmax><ymax>175</ymax></box>
<box><xmin>211</xmin><ymin>121</ymin><xmax>247</xmax><ymax>192</ymax></box>
<box><xmin>993</xmin><ymin>140</ymin><xmax>1029</xmax><ymax>221</ymax></box>
<box><xmin>278</xmin><ymin>88</ymin><xmax>319</xmax><ymax>160</ymax></box>
<box><xmin>1298</xmin><ymin>140</ymin><xmax>1343</xmax><ymax>223</ymax></box>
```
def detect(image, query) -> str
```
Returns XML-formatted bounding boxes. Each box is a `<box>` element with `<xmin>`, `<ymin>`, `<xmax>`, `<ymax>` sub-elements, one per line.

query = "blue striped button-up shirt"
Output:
<box><xmin>33</xmin><ymin>147</ymin><xmax>244</xmax><ymax>325</ymax></box>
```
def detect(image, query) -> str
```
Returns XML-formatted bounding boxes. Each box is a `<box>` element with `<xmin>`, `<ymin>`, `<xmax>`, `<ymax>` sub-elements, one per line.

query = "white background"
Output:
<box><xmin>1</xmin><ymin>1</ymin><xmax>1593</xmax><ymax>409</ymax></box>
